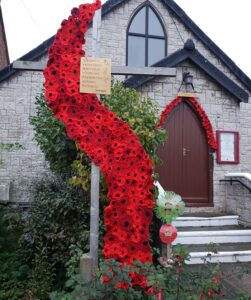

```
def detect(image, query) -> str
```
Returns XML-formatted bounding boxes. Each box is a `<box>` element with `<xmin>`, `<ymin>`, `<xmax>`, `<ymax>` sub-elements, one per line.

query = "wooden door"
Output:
<box><xmin>157</xmin><ymin>100</ymin><xmax>212</xmax><ymax>206</ymax></box>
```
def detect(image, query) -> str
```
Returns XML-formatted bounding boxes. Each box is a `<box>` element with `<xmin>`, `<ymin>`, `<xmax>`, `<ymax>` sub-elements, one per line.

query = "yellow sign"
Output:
<box><xmin>80</xmin><ymin>57</ymin><xmax>111</xmax><ymax>95</ymax></box>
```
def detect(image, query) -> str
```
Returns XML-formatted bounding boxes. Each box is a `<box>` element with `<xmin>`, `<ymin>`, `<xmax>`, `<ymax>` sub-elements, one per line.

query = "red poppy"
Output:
<box><xmin>130</xmin><ymin>272</ymin><xmax>148</xmax><ymax>288</ymax></box>
<box><xmin>159</xmin><ymin>224</ymin><xmax>177</xmax><ymax>244</ymax></box>
<box><xmin>158</xmin><ymin>97</ymin><xmax>217</xmax><ymax>150</ymax></box>
<box><xmin>116</xmin><ymin>282</ymin><xmax>130</xmax><ymax>290</ymax></box>
<box><xmin>43</xmin><ymin>0</ymin><xmax>154</xmax><ymax>279</ymax></box>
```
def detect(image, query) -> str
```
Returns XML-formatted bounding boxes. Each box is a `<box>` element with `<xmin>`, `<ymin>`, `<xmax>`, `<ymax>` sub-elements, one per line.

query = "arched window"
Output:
<box><xmin>127</xmin><ymin>5</ymin><xmax>167</xmax><ymax>67</ymax></box>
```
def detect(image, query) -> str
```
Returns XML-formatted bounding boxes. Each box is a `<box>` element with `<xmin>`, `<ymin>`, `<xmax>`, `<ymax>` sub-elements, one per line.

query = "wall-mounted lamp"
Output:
<box><xmin>177</xmin><ymin>72</ymin><xmax>196</xmax><ymax>96</ymax></box>
<box><xmin>182</xmin><ymin>72</ymin><xmax>194</xmax><ymax>86</ymax></box>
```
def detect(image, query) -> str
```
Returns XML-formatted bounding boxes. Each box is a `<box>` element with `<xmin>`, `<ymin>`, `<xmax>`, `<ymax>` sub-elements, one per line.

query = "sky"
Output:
<box><xmin>1</xmin><ymin>0</ymin><xmax>251</xmax><ymax>78</ymax></box>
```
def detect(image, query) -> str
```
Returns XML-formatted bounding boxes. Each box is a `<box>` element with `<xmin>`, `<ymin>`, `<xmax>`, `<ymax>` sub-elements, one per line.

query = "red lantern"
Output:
<box><xmin>159</xmin><ymin>224</ymin><xmax>177</xmax><ymax>244</ymax></box>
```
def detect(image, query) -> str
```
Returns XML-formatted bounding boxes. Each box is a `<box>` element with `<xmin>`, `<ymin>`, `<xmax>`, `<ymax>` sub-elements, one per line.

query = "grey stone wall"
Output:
<box><xmin>225</xmin><ymin>178</ymin><xmax>251</xmax><ymax>226</ymax></box>
<box><xmin>0</xmin><ymin>69</ymin><xmax>50</xmax><ymax>203</ymax></box>
<box><xmin>0</xmin><ymin>0</ymin><xmax>250</xmax><ymax>210</ymax></box>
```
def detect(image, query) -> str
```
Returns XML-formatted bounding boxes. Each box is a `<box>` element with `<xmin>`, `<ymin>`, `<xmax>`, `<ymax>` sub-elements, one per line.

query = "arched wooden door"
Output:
<box><xmin>157</xmin><ymin>99</ymin><xmax>212</xmax><ymax>207</ymax></box>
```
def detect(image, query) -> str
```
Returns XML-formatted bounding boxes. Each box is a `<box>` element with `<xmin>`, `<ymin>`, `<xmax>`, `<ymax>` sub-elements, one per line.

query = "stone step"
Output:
<box><xmin>173</xmin><ymin>215</ymin><xmax>239</xmax><ymax>227</ymax></box>
<box><xmin>181</xmin><ymin>242</ymin><xmax>251</xmax><ymax>253</ymax></box>
<box><xmin>177</xmin><ymin>225</ymin><xmax>244</xmax><ymax>232</ymax></box>
<box><xmin>173</xmin><ymin>229</ymin><xmax>251</xmax><ymax>245</ymax></box>
<box><xmin>169</xmin><ymin>215</ymin><xmax>251</xmax><ymax>265</ymax></box>
<box><xmin>187</xmin><ymin>250</ymin><xmax>251</xmax><ymax>264</ymax></box>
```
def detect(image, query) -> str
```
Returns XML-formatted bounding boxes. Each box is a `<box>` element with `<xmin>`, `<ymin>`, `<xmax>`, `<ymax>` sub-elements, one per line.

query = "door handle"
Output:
<box><xmin>183</xmin><ymin>147</ymin><xmax>190</xmax><ymax>157</ymax></box>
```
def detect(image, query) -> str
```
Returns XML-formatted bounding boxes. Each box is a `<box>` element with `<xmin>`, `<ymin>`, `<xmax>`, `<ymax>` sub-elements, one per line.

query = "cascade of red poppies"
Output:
<box><xmin>157</xmin><ymin>96</ymin><xmax>217</xmax><ymax>150</ymax></box>
<box><xmin>43</xmin><ymin>1</ymin><xmax>154</xmax><ymax>266</ymax></box>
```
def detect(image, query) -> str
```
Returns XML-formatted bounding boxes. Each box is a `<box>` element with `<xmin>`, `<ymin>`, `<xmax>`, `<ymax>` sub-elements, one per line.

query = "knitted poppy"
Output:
<box><xmin>158</xmin><ymin>97</ymin><xmax>217</xmax><ymax>150</ymax></box>
<box><xmin>43</xmin><ymin>0</ymin><xmax>154</xmax><ymax>274</ymax></box>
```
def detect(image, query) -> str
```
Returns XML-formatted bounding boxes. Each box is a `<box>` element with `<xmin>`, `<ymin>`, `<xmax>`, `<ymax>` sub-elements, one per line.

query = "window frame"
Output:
<box><xmin>216</xmin><ymin>130</ymin><xmax>240</xmax><ymax>164</ymax></box>
<box><xmin>126</xmin><ymin>4</ymin><xmax>167</xmax><ymax>67</ymax></box>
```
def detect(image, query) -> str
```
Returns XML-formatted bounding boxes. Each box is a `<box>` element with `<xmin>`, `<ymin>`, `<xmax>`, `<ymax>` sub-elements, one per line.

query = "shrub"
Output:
<box><xmin>0</xmin><ymin>204</ymin><xmax>29</xmax><ymax>300</ymax></box>
<box><xmin>102</xmin><ymin>81</ymin><xmax>166</xmax><ymax>166</ymax></box>
<box><xmin>21</xmin><ymin>177</ymin><xmax>91</xmax><ymax>295</ymax></box>
<box><xmin>30</xmin><ymin>92</ymin><xmax>77</xmax><ymax>177</ymax></box>
<box><xmin>50</xmin><ymin>245</ymin><xmax>224</xmax><ymax>300</ymax></box>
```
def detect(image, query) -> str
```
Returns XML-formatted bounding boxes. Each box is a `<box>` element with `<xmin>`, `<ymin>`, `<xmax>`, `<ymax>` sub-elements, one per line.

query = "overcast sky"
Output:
<box><xmin>1</xmin><ymin>0</ymin><xmax>251</xmax><ymax>78</ymax></box>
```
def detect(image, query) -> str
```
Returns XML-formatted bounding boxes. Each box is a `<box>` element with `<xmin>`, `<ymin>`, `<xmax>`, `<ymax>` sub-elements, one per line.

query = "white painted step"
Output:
<box><xmin>173</xmin><ymin>215</ymin><xmax>239</xmax><ymax>227</ymax></box>
<box><xmin>187</xmin><ymin>250</ymin><xmax>251</xmax><ymax>264</ymax></box>
<box><xmin>173</xmin><ymin>230</ymin><xmax>251</xmax><ymax>245</ymax></box>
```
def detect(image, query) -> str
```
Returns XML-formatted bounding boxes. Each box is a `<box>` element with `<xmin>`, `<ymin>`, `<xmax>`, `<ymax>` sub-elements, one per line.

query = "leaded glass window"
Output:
<box><xmin>127</xmin><ymin>5</ymin><xmax>167</xmax><ymax>67</ymax></box>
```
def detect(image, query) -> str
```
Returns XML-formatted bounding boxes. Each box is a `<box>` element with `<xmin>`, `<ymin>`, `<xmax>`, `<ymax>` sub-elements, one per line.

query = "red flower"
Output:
<box><xmin>212</xmin><ymin>276</ymin><xmax>221</xmax><ymax>284</ymax></box>
<box><xmin>207</xmin><ymin>288</ymin><xmax>213</xmax><ymax>298</ymax></box>
<box><xmin>130</xmin><ymin>272</ymin><xmax>148</xmax><ymax>288</ymax></box>
<box><xmin>43</xmin><ymin>0</ymin><xmax>154</xmax><ymax>280</ymax></box>
<box><xmin>116</xmin><ymin>282</ymin><xmax>130</xmax><ymax>290</ymax></box>
<box><xmin>102</xmin><ymin>276</ymin><xmax>110</xmax><ymax>283</ymax></box>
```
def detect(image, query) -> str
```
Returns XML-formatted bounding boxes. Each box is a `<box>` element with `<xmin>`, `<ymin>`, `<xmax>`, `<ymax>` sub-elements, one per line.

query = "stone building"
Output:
<box><xmin>0</xmin><ymin>0</ymin><xmax>250</xmax><ymax>223</ymax></box>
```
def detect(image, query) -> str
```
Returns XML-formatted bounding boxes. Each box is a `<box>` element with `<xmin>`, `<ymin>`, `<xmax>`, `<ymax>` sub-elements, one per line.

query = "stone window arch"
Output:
<box><xmin>126</xmin><ymin>4</ymin><xmax>167</xmax><ymax>67</ymax></box>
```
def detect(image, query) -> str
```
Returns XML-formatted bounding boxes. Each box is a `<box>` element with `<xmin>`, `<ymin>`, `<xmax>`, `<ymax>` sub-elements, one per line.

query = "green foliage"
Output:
<box><xmin>0</xmin><ymin>142</ymin><xmax>23</xmax><ymax>166</ymax></box>
<box><xmin>30</xmin><ymin>91</ymin><xmax>77</xmax><ymax>177</ymax></box>
<box><xmin>21</xmin><ymin>177</ymin><xmax>91</xmax><ymax>294</ymax></box>
<box><xmin>0</xmin><ymin>204</ymin><xmax>29</xmax><ymax>300</ymax></box>
<box><xmin>69</xmin><ymin>151</ymin><xmax>91</xmax><ymax>191</ymax></box>
<box><xmin>0</xmin><ymin>179</ymin><xmax>91</xmax><ymax>299</ymax></box>
<box><xmin>0</xmin><ymin>142</ymin><xmax>23</xmax><ymax>151</ymax></box>
<box><xmin>51</xmin><ymin>259</ymin><xmax>154</xmax><ymax>300</ymax></box>
<box><xmin>64</xmin><ymin>245</ymin><xmax>84</xmax><ymax>280</ymax></box>
<box><xmin>102</xmin><ymin>81</ymin><xmax>166</xmax><ymax>166</ymax></box>
<box><xmin>50</xmin><ymin>246</ymin><xmax>224</xmax><ymax>300</ymax></box>
<box><xmin>29</xmin><ymin>241</ymin><xmax>55</xmax><ymax>300</ymax></box>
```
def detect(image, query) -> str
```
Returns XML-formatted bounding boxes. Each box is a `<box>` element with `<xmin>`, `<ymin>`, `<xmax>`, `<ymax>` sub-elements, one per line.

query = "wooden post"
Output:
<box><xmin>89</xmin><ymin>6</ymin><xmax>101</xmax><ymax>270</ymax></box>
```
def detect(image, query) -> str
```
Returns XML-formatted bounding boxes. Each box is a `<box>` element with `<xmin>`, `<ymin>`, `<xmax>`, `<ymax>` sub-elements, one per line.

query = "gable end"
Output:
<box><xmin>125</xmin><ymin>40</ymin><xmax>249</xmax><ymax>103</ymax></box>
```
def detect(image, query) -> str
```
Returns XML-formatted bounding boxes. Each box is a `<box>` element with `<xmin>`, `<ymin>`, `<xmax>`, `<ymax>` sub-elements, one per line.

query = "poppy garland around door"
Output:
<box><xmin>157</xmin><ymin>96</ymin><xmax>217</xmax><ymax>150</ymax></box>
<box><xmin>43</xmin><ymin>0</ymin><xmax>155</xmax><ymax>274</ymax></box>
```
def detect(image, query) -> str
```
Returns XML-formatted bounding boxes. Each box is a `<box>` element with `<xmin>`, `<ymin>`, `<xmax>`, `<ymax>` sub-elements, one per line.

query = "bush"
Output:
<box><xmin>102</xmin><ymin>81</ymin><xmax>166</xmax><ymax>166</ymax></box>
<box><xmin>0</xmin><ymin>204</ymin><xmax>29</xmax><ymax>300</ymax></box>
<box><xmin>30</xmin><ymin>92</ymin><xmax>77</xmax><ymax>177</ymax></box>
<box><xmin>21</xmin><ymin>177</ymin><xmax>91</xmax><ymax>296</ymax></box>
<box><xmin>50</xmin><ymin>246</ymin><xmax>224</xmax><ymax>300</ymax></box>
<box><xmin>0</xmin><ymin>183</ymin><xmax>90</xmax><ymax>300</ymax></box>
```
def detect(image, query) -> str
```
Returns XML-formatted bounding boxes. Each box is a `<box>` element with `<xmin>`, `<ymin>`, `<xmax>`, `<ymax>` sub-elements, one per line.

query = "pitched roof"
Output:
<box><xmin>125</xmin><ymin>39</ymin><xmax>249</xmax><ymax>103</ymax></box>
<box><xmin>0</xmin><ymin>0</ymin><xmax>251</xmax><ymax>95</ymax></box>
<box><xmin>0</xmin><ymin>5</ymin><xmax>10</xmax><ymax>69</ymax></box>
<box><xmin>103</xmin><ymin>0</ymin><xmax>251</xmax><ymax>93</ymax></box>
<box><xmin>0</xmin><ymin>36</ymin><xmax>53</xmax><ymax>82</ymax></box>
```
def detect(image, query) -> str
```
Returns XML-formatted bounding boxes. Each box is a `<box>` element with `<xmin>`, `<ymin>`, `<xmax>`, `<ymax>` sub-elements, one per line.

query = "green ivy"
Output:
<box><xmin>0</xmin><ymin>143</ymin><xmax>23</xmax><ymax>166</ymax></box>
